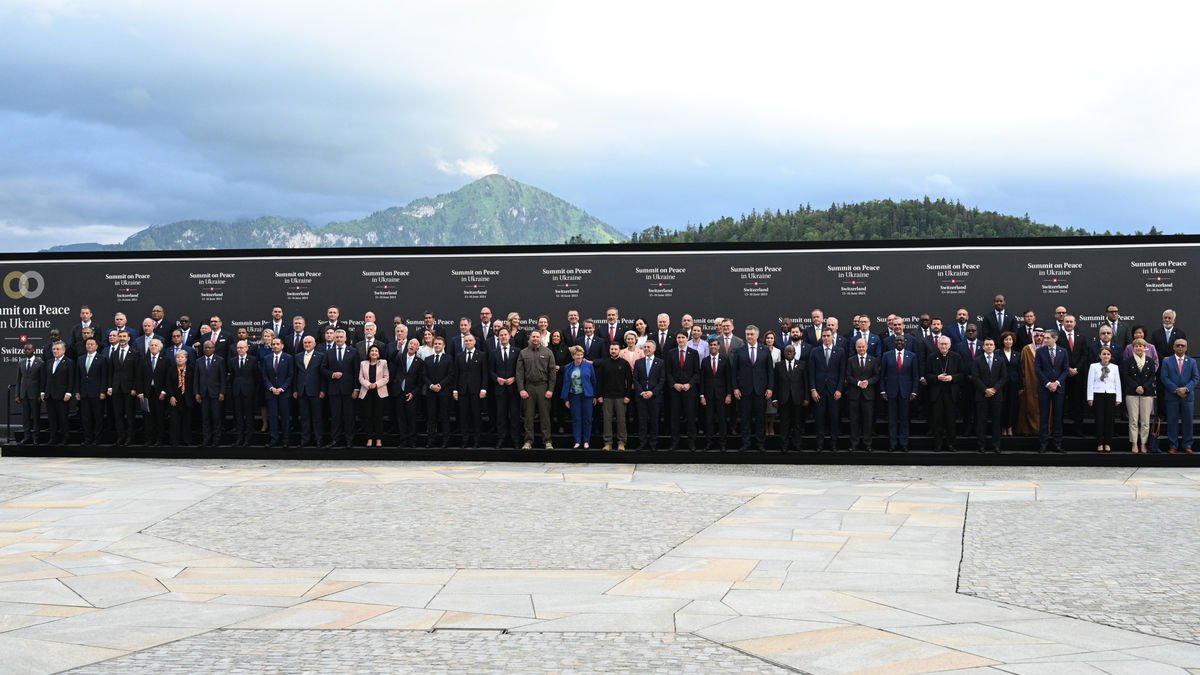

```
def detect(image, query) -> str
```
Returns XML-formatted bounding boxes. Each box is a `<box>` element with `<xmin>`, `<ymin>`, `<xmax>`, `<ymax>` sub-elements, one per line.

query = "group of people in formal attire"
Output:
<box><xmin>11</xmin><ymin>297</ymin><xmax>1198</xmax><ymax>454</ymax></box>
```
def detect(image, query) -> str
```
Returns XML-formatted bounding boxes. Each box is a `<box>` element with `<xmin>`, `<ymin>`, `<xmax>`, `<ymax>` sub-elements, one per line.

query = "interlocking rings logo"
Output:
<box><xmin>3</xmin><ymin>271</ymin><xmax>45</xmax><ymax>300</ymax></box>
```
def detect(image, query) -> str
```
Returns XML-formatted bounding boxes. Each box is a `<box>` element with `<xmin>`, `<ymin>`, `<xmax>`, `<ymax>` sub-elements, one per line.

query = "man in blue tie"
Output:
<box><xmin>1035</xmin><ymin>331</ymin><xmax>1070</xmax><ymax>453</ymax></box>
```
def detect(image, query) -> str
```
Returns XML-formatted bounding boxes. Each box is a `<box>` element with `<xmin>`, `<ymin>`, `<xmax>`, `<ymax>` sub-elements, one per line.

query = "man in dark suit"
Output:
<box><xmin>165</xmin><ymin>329</ymin><xmax>196</xmax><ymax>366</ymax></box>
<box><xmin>1016</xmin><ymin>310</ymin><xmax>1040</xmax><ymax>349</ymax></box>
<box><xmin>1161</xmin><ymin>338</ymin><xmax>1199</xmax><ymax>454</ymax></box>
<box><xmin>803</xmin><ymin>309</ymin><xmax>827</xmax><ymax>347</ymax></box>
<box><xmin>139</xmin><ymin>339</ymin><xmax>171</xmax><ymax>446</ymax></box>
<box><xmin>202</xmin><ymin>315</ymin><xmax>233</xmax><ymax>360</ymax></box>
<box><xmin>391</xmin><ymin>338</ymin><xmax>424</xmax><ymax>448</ymax></box>
<box><xmin>135</xmin><ymin>318</ymin><xmax>160</xmax><ymax>355</ymax></box>
<box><xmin>580</xmin><ymin>321</ymin><xmax>606</xmax><ymax>361</ymax></box>
<box><xmin>849</xmin><ymin>315</ymin><xmax>882</xmax><ymax>360</ymax></box>
<box><xmin>808</xmin><ymin>327</ymin><xmax>846</xmax><ymax>451</ymax></box>
<box><xmin>471</xmin><ymin>306</ymin><xmax>495</xmax><ymax>348</ymax></box>
<box><xmin>453</xmin><ymin>334</ymin><xmax>488</xmax><ymax>447</ymax></box>
<box><xmin>15</xmin><ymin>343</ymin><xmax>45</xmax><ymax>445</ymax></box>
<box><xmin>415</xmin><ymin>311</ymin><xmax>448</xmax><ymax>345</ymax></box>
<box><xmin>1151</xmin><ymin>309</ymin><xmax>1186</xmax><ymax>365</ymax></box>
<box><xmin>880</xmin><ymin>334</ymin><xmax>920</xmax><ymax>452</ymax></box>
<box><xmin>632</xmin><ymin>340</ymin><xmax>665</xmax><ymax>450</ymax></box>
<box><xmin>1090</xmin><ymin>325</ymin><xmax>1123</xmax><ymax>368</ymax></box>
<box><xmin>228</xmin><ymin>340</ymin><xmax>260</xmax><ymax>447</ymax></box>
<box><xmin>488</xmin><ymin>329</ymin><xmax>521</xmax><ymax>449</ymax></box>
<box><xmin>1101</xmin><ymin>304</ymin><xmax>1132</xmax><ymax>347</ymax></box>
<box><xmin>561</xmin><ymin>309</ymin><xmax>582</xmax><ymax>347</ymax></box>
<box><xmin>665</xmin><ymin>331</ymin><xmax>700</xmax><ymax>450</ymax></box>
<box><xmin>74</xmin><ymin>336</ymin><xmax>108</xmax><ymax>446</ymax></box>
<box><xmin>843</xmin><ymin>337</ymin><xmax>879</xmax><ymax>451</ymax></box>
<box><xmin>107</xmin><ymin>331</ymin><xmax>139</xmax><ymax>446</ymax></box>
<box><xmin>925</xmin><ymin>336</ymin><xmax>963</xmax><ymax>452</ymax></box>
<box><xmin>774</xmin><ymin>343</ymin><xmax>808</xmax><ymax>451</ymax></box>
<box><xmin>353</xmin><ymin>324</ymin><xmax>386</xmax><ymax>364</ymax></box>
<box><xmin>194</xmin><ymin>341</ymin><xmax>227</xmax><ymax>446</ymax></box>
<box><xmin>973</xmin><ymin>337</ymin><xmax>1008</xmax><ymax>453</ymax></box>
<box><xmin>265</xmin><ymin>305</ymin><xmax>288</xmax><ymax>344</ymax></box>
<box><xmin>262</xmin><ymin>337</ymin><xmax>293</xmax><ymax>447</ymax></box>
<box><xmin>731</xmin><ymin>326</ymin><xmax>774</xmax><ymax>451</ymax></box>
<box><xmin>981</xmin><ymin>294</ymin><xmax>1019</xmax><ymax>343</ymax></box>
<box><xmin>285</xmin><ymin>316</ymin><xmax>308</xmax><ymax>355</ymax></box>
<box><xmin>317</xmin><ymin>305</ymin><xmax>347</xmax><ymax>338</ymax></box>
<box><xmin>68</xmin><ymin>305</ymin><xmax>97</xmax><ymax>353</ymax></box>
<box><xmin>291</xmin><ymin>335</ymin><xmax>325</xmax><ymax>447</ymax></box>
<box><xmin>947</xmin><ymin>308</ymin><xmax>972</xmax><ymax>346</ymax></box>
<box><xmin>1036</xmin><ymin>331</ymin><xmax>1070</xmax><ymax>452</ymax></box>
<box><xmin>42</xmin><ymin>342</ymin><xmax>75</xmax><ymax>446</ymax></box>
<box><xmin>150</xmin><ymin>305</ymin><xmax>176</xmax><ymax>341</ymax></box>
<box><xmin>447</xmin><ymin>317</ymin><xmax>475</xmax><ymax>357</ymax></box>
<box><xmin>955</xmin><ymin>324</ymin><xmax>984</xmax><ymax>427</ymax></box>
<box><xmin>649</xmin><ymin>314</ymin><xmax>673</xmax><ymax>354</ymax></box>
<box><xmin>1060</xmin><ymin>315</ymin><xmax>1089</xmax><ymax>437</ymax></box>
<box><xmin>323</xmin><ymin>330</ymin><xmax>360</xmax><ymax>448</ymax></box>
<box><xmin>423</xmin><ymin>336</ymin><xmax>455</xmax><ymax>448</ymax></box>
<box><xmin>601</xmin><ymin>306</ymin><xmax>628</xmax><ymax>348</ymax></box>
<box><xmin>699</xmin><ymin>339</ymin><xmax>733</xmax><ymax>450</ymax></box>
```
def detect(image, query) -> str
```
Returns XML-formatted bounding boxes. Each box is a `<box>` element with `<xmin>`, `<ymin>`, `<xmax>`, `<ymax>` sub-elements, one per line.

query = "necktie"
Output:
<box><xmin>467</xmin><ymin>350</ymin><xmax>473</xmax><ymax>361</ymax></box>
<box><xmin>897</xmin><ymin>352</ymin><xmax>903</xmax><ymax>371</ymax></box>
<box><xmin>711</xmin><ymin>357</ymin><xmax>717</xmax><ymax>374</ymax></box>
<box><xmin>725</xmin><ymin>337</ymin><xmax>731</xmax><ymax>352</ymax></box>
<box><xmin>304</xmin><ymin>352</ymin><xmax>311</xmax><ymax>368</ymax></box>
<box><xmin>1067</xmin><ymin>333</ymin><xmax>1074</xmax><ymax>351</ymax></box>
<box><xmin>787</xmin><ymin>360</ymin><xmax>793</xmax><ymax>373</ymax></box>
<box><xmin>240</xmin><ymin>357</ymin><xmax>245</xmax><ymax>368</ymax></box>
<box><xmin>211</xmin><ymin>332</ymin><xmax>217</xmax><ymax>343</ymax></box>
<box><xmin>585</xmin><ymin>337</ymin><xmax>591</xmax><ymax>350</ymax></box>
<box><xmin>87</xmin><ymin>354</ymin><xmax>94</xmax><ymax>371</ymax></box>
<box><xmin>749</xmin><ymin>347</ymin><xmax>756</xmax><ymax>362</ymax></box>
<box><xmin>53</xmin><ymin>358</ymin><xmax>60</xmax><ymax>374</ymax></box>
<box><xmin>987</xmin><ymin>356</ymin><xmax>993</xmax><ymax>369</ymax></box>
<box><xmin>151</xmin><ymin>356</ymin><xmax>157</xmax><ymax>370</ymax></box>
<box><xmin>572</xmin><ymin>326</ymin><xmax>577</xmax><ymax>340</ymax></box>
<box><xmin>825</xmin><ymin>347</ymin><xmax>831</xmax><ymax>363</ymax></box>
<box><xmin>294</xmin><ymin>334</ymin><xmax>300</xmax><ymax>349</ymax></box>
<box><xmin>997</xmin><ymin>311</ymin><xmax>1003</xmax><ymax>324</ymax></box>
<box><xmin>970</xmin><ymin>343</ymin><xmax>976</xmax><ymax>357</ymax></box>
<box><xmin>860</xmin><ymin>356</ymin><xmax>865</xmax><ymax>368</ymax></box>
<box><xmin>679</xmin><ymin>350</ymin><xmax>684</xmax><ymax>367</ymax></box>
<box><xmin>27</xmin><ymin>357</ymin><xmax>33</xmax><ymax>370</ymax></box>
<box><xmin>274</xmin><ymin>355</ymin><xmax>280</xmax><ymax>369</ymax></box>
<box><xmin>435</xmin><ymin>353</ymin><xmax>441</xmax><ymax>365</ymax></box>
<box><xmin>1050</xmin><ymin>347</ymin><xmax>1056</xmax><ymax>360</ymax></box>
<box><xmin>1179</xmin><ymin>358</ymin><xmax>1185</xmax><ymax>375</ymax></box>
<box><xmin>338</xmin><ymin>347</ymin><xmax>344</xmax><ymax>363</ymax></box>
<box><xmin>609</xmin><ymin>325</ymin><xmax>615</xmax><ymax>341</ymax></box>
<box><xmin>503</xmin><ymin>348</ymin><xmax>508</xmax><ymax>361</ymax></box>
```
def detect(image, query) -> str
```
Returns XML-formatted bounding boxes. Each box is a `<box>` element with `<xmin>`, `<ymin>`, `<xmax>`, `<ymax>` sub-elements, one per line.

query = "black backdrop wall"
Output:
<box><xmin>2</xmin><ymin>237</ymin><xmax>1195</xmax><ymax>394</ymax></box>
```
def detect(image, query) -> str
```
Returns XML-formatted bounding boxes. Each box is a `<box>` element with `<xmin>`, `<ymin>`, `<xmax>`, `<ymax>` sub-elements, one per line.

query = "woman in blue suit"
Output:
<box><xmin>561</xmin><ymin>345</ymin><xmax>598</xmax><ymax>449</ymax></box>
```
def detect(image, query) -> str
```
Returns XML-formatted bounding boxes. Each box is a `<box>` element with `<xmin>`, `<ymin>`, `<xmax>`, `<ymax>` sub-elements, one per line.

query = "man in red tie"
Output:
<box><xmin>666</xmin><ymin>331</ymin><xmax>700</xmax><ymax>450</ymax></box>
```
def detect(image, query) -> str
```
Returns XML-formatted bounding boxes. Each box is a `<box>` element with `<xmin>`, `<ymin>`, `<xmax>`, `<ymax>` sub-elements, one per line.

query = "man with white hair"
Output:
<box><xmin>924</xmin><ymin>335</ymin><xmax>963</xmax><ymax>452</ymax></box>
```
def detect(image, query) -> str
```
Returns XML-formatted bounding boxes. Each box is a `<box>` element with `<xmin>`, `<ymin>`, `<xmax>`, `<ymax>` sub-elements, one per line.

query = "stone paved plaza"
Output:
<box><xmin>1</xmin><ymin>457</ymin><xmax>1200</xmax><ymax>673</ymax></box>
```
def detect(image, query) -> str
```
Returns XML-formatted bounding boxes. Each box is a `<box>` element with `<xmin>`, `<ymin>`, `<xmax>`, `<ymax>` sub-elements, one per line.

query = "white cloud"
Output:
<box><xmin>435</xmin><ymin>157</ymin><xmax>500</xmax><ymax>179</ymax></box>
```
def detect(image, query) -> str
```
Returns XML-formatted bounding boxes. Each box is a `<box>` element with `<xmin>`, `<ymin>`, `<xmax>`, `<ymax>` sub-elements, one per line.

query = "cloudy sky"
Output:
<box><xmin>1</xmin><ymin>2</ymin><xmax>1195</xmax><ymax>251</ymax></box>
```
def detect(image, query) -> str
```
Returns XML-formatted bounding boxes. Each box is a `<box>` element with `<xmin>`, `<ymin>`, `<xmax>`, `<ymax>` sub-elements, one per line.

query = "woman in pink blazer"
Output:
<box><xmin>358</xmin><ymin>345</ymin><xmax>390</xmax><ymax>447</ymax></box>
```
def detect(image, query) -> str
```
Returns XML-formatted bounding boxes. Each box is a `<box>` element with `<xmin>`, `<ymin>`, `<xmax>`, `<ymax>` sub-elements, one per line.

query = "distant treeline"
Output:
<box><xmin>620</xmin><ymin>197</ymin><xmax>1162</xmax><ymax>244</ymax></box>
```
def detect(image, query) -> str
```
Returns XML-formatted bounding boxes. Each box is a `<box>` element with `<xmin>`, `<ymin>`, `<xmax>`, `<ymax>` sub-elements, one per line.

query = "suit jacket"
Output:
<box><xmin>1035</xmin><ymin>345</ymin><xmax>1071</xmax><ymax>390</ymax></box>
<box><xmin>354</xmin><ymin>339</ymin><xmax>386</xmax><ymax>361</ymax></box>
<box><xmin>43</xmin><ymin>357</ymin><xmax>75</xmax><ymax>400</ymax></box>
<box><xmin>455</xmin><ymin>349</ymin><xmax>488</xmax><ymax>395</ymax></box>
<box><xmin>699</xmin><ymin>353</ymin><xmax>733</xmax><ymax>401</ymax></box>
<box><xmin>164</xmin><ymin>343</ymin><xmax>196</xmax><ymax>366</ymax></box>
<box><xmin>390</xmin><ymin>350</ymin><xmax>425</xmax><ymax>397</ymax></box>
<box><xmin>1015</xmin><ymin>323</ymin><xmax>1040</xmax><ymax>349</ymax></box>
<box><xmin>1151</xmin><ymin>326</ymin><xmax>1187</xmax><ymax>359</ymax></box>
<box><xmin>880</xmin><ymin>349</ymin><xmax>920</xmax><ymax>399</ymax></box>
<box><xmin>134</xmin><ymin>333</ymin><xmax>161</xmax><ymax>355</ymax></box>
<box><xmin>227</xmin><ymin>354</ymin><xmax>260</xmax><ymax>398</ymax></box>
<box><xmin>665</xmin><ymin>347</ymin><xmax>701</xmax><ymax>391</ymax></box>
<box><xmin>1122</xmin><ymin>356</ymin><xmax>1157</xmax><ymax>398</ymax></box>
<box><xmin>262</xmin><ymin>352</ymin><xmax>293</xmax><ymax>394</ymax></box>
<box><xmin>632</xmin><ymin>356</ymin><xmax>665</xmax><ymax>398</ymax></box>
<box><xmin>956</xmin><ymin>339</ymin><xmax>984</xmax><ymax>365</ymax></box>
<box><xmin>284</xmin><ymin>330</ymin><xmax>309</xmax><ymax>355</ymax></box>
<box><xmin>804</xmin><ymin>324</ymin><xmax>826</xmax><ymax>347</ymax></box>
<box><xmin>422</xmin><ymin>351</ymin><xmax>456</xmax><ymax>394</ymax></box>
<box><xmin>808</xmin><ymin>345</ymin><xmax>847</xmax><ymax>396</ymax></box>
<box><xmin>843</xmin><ymin>354</ymin><xmax>879</xmax><ymax>400</ymax></box>
<box><xmin>199</xmin><ymin>329</ymin><xmax>233</xmax><ymax>360</ymax></box>
<box><xmin>16</xmin><ymin>356</ymin><xmax>46</xmax><ymax>399</ymax></box>
<box><xmin>847</xmin><ymin>332</ymin><xmax>882</xmax><ymax>360</ymax></box>
<box><xmin>560</xmin><ymin>360</ymin><xmax>598</xmax><ymax>398</ymax></box>
<box><xmin>579</xmin><ymin>334</ymin><xmax>607</xmax><ymax>361</ymax></box>
<box><xmin>648</xmin><ymin>330</ymin><xmax>675</xmax><ymax>352</ymax></box>
<box><xmin>322</xmin><ymin>345</ymin><xmax>361</xmax><ymax>397</ymax></box>
<box><xmin>264</xmin><ymin>321</ymin><xmax>289</xmax><ymax>342</ymax></box>
<box><xmin>1059</xmin><ymin>331</ymin><xmax>1089</xmax><ymax>372</ymax></box>
<box><xmin>1104</xmin><ymin>320</ymin><xmax>1132</xmax><ymax>348</ymax></box>
<box><xmin>70</xmin><ymin>323</ymin><xmax>97</xmax><ymax>350</ymax></box>
<box><xmin>972</xmin><ymin>354</ymin><xmax>1008</xmax><ymax>400</ymax></box>
<box><xmin>774</xmin><ymin>358</ymin><xmax>808</xmax><ymax>404</ymax></box>
<box><xmin>358</xmin><ymin>359</ymin><xmax>391</xmax><ymax>398</ymax></box>
<box><xmin>446</xmin><ymin>333</ymin><xmax>476</xmax><ymax>357</ymax></box>
<box><xmin>600</xmin><ymin>323</ymin><xmax>630</xmax><ymax>347</ymax></box>
<box><xmin>152</xmin><ymin>319</ymin><xmax>178</xmax><ymax>341</ymax></box>
<box><xmin>1160</xmin><ymin>354</ymin><xmax>1200</xmax><ymax>400</ymax></box>
<box><xmin>923</xmin><ymin>350</ymin><xmax>963</xmax><ymax>401</ymax></box>
<box><xmin>1090</xmin><ymin>341</ymin><xmax>1124</xmax><ymax>368</ymax></box>
<box><xmin>140</xmin><ymin>352</ymin><xmax>173</xmax><ymax>398</ymax></box>
<box><xmin>948</xmin><ymin>322</ymin><xmax>971</xmax><ymax>345</ymax></box>
<box><xmin>560</xmin><ymin>324</ymin><xmax>583</xmax><ymax>348</ymax></box>
<box><xmin>731</xmin><ymin>344</ymin><xmax>774</xmax><ymax>396</ymax></box>
<box><xmin>75</xmin><ymin>353</ymin><xmax>108</xmax><ymax>398</ymax></box>
<box><xmin>488</xmin><ymin>344</ymin><xmax>520</xmax><ymax>383</ymax></box>
<box><xmin>292</xmin><ymin>350</ymin><xmax>325</xmax><ymax>397</ymax></box>
<box><xmin>981</xmin><ymin>312</ymin><xmax>1019</xmax><ymax>343</ymax></box>
<box><xmin>109</xmin><ymin>348</ymin><xmax>140</xmax><ymax>394</ymax></box>
<box><xmin>716</xmin><ymin>334</ymin><xmax>745</xmax><ymax>358</ymax></box>
<box><xmin>194</xmin><ymin>355</ymin><xmax>228</xmax><ymax>399</ymax></box>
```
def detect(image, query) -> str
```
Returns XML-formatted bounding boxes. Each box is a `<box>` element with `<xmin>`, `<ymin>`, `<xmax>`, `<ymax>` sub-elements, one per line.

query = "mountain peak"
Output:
<box><xmin>44</xmin><ymin>177</ymin><xmax>625</xmax><ymax>252</ymax></box>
